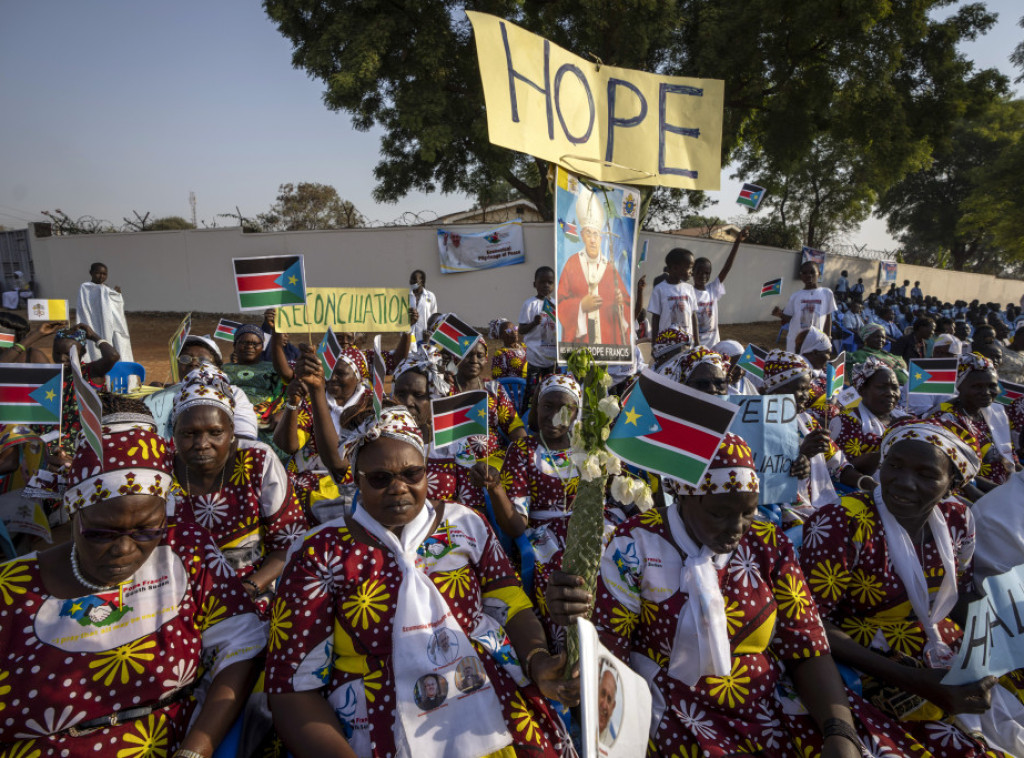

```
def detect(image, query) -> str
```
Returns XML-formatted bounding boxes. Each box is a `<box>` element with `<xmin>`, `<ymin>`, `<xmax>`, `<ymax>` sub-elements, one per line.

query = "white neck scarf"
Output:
<box><xmin>980</xmin><ymin>404</ymin><xmax>1015</xmax><ymax>472</ymax></box>
<box><xmin>856</xmin><ymin>403</ymin><xmax>887</xmax><ymax>439</ymax></box>
<box><xmin>873</xmin><ymin>486</ymin><xmax>958</xmax><ymax>667</ymax></box>
<box><xmin>666</xmin><ymin>506</ymin><xmax>732</xmax><ymax>686</ymax></box>
<box><xmin>352</xmin><ymin>502</ymin><xmax>512</xmax><ymax>758</ymax></box>
<box><xmin>798</xmin><ymin>413</ymin><xmax>838</xmax><ymax>508</ymax></box>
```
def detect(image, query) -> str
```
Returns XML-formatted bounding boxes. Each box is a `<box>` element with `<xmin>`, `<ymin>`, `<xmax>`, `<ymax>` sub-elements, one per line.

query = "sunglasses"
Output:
<box><xmin>78</xmin><ymin>513</ymin><xmax>168</xmax><ymax>544</ymax></box>
<box><xmin>357</xmin><ymin>466</ymin><xmax>427</xmax><ymax>490</ymax></box>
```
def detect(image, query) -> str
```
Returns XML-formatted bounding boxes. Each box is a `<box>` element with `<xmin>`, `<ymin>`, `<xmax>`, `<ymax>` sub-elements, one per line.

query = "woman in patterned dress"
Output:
<box><xmin>848</xmin><ymin>323</ymin><xmax>909</xmax><ymax>386</ymax></box>
<box><xmin>265</xmin><ymin>407</ymin><xmax>575</xmax><ymax>758</ymax></box>
<box><xmin>829</xmin><ymin>357</ymin><xmax>905</xmax><ymax>477</ymax></box>
<box><xmin>0</xmin><ymin>418</ymin><xmax>265</xmax><ymax>757</ymax></box>
<box><xmin>51</xmin><ymin>324</ymin><xmax>119</xmax><ymax>457</ymax></box>
<box><xmin>489</xmin><ymin>319</ymin><xmax>528</xmax><ymax>380</ymax></box>
<box><xmin>171</xmin><ymin>365</ymin><xmax>307</xmax><ymax>615</ymax></box>
<box><xmin>222</xmin><ymin>324</ymin><xmax>284</xmax><ymax>442</ymax></box>
<box><xmin>800</xmin><ymin>418</ymin><xmax>1022</xmax><ymax>756</ymax></box>
<box><xmin>928</xmin><ymin>353</ymin><xmax>1017</xmax><ymax>491</ymax></box>
<box><xmin>554</xmin><ymin>434</ymin><xmax>931</xmax><ymax>757</ymax></box>
<box><xmin>649</xmin><ymin>323</ymin><xmax>691</xmax><ymax>371</ymax></box>
<box><xmin>657</xmin><ymin>344</ymin><xmax>729</xmax><ymax>395</ymax></box>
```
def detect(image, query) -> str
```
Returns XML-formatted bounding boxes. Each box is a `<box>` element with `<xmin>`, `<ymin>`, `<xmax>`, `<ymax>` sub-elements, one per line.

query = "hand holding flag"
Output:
<box><xmin>825</xmin><ymin>352</ymin><xmax>846</xmax><ymax>399</ymax></box>
<box><xmin>760</xmin><ymin>278</ymin><xmax>783</xmax><ymax>298</ymax></box>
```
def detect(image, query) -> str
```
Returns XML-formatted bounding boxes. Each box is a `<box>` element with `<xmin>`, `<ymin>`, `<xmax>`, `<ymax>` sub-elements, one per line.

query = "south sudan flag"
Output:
<box><xmin>607</xmin><ymin>370</ymin><xmax>738</xmax><ymax>484</ymax></box>
<box><xmin>233</xmin><ymin>255</ymin><xmax>306</xmax><ymax>311</ymax></box>
<box><xmin>70</xmin><ymin>346</ymin><xmax>103</xmax><ymax>464</ymax></box>
<box><xmin>0</xmin><ymin>331</ymin><xmax>14</xmax><ymax>349</ymax></box>
<box><xmin>760</xmin><ymin>278</ymin><xmax>783</xmax><ymax>298</ymax></box>
<box><xmin>214</xmin><ymin>319</ymin><xmax>242</xmax><ymax>341</ymax></box>
<box><xmin>737</xmin><ymin>182</ymin><xmax>766</xmax><ymax>210</ymax></box>
<box><xmin>371</xmin><ymin>336</ymin><xmax>386</xmax><ymax>420</ymax></box>
<box><xmin>737</xmin><ymin>344</ymin><xmax>767</xmax><ymax>380</ymax></box>
<box><xmin>0</xmin><ymin>364</ymin><xmax>63</xmax><ymax>425</ymax></box>
<box><xmin>317</xmin><ymin>328</ymin><xmax>342</xmax><ymax>380</ymax></box>
<box><xmin>826</xmin><ymin>352</ymin><xmax>846</xmax><ymax>398</ymax></box>
<box><xmin>997</xmin><ymin>379</ymin><xmax>1024</xmax><ymax>407</ymax></box>
<box><xmin>431</xmin><ymin>314</ymin><xmax>482</xmax><ymax>361</ymax></box>
<box><xmin>908</xmin><ymin>358</ymin><xmax>957</xmax><ymax>395</ymax></box>
<box><xmin>431</xmin><ymin>390</ymin><xmax>489</xmax><ymax>448</ymax></box>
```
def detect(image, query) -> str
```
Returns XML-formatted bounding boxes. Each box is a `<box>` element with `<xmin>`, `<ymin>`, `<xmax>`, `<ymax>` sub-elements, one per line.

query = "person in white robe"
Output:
<box><xmin>76</xmin><ymin>261</ymin><xmax>133</xmax><ymax>363</ymax></box>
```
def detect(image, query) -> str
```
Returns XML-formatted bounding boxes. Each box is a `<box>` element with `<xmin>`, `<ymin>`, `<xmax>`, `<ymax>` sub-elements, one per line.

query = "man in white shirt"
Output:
<box><xmin>776</xmin><ymin>260</ymin><xmax>837</xmax><ymax>354</ymax></box>
<box><xmin>409</xmin><ymin>269</ymin><xmax>437</xmax><ymax>344</ymax></box>
<box><xmin>647</xmin><ymin>248</ymin><xmax>699</xmax><ymax>341</ymax></box>
<box><xmin>77</xmin><ymin>261</ymin><xmax>134</xmax><ymax>363</ymax></box>
<box><xmin>693</xmin><ymin>229</ymin><xmax>746</xmax><ymax>347</ymax></box>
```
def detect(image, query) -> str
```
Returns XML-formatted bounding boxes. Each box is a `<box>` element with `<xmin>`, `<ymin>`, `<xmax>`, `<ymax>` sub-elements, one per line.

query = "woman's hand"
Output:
<box><xmin>285</xmin><ymin>379</ymin><xmax>308</xmax><ymax>405</ymax></box>
<box><xmin>544</xmin><ymin>570</ymin><xmax>592</xmax><ymax>627</ymax></box>
<box><xmin>37</xmin><ymin>321</ymin><xmax>63</xmax><ymax>336</ymax></box>
<box><xmin>43</xmin><ymin>446</ymin><xmax>72</xmax><ymax>473</ymax></box>
<box><xmin>790</xmin><ymin>454</ymin><xmax>811</xmax><ymax>479</ymax></box>
<box><xmin>800</xmin><ymin>429</ymin><xmax>831</xmax><ymax>458</ymax></box>
<box><xmin>74</xmin><ymin>323</ymin><xmax>100</xmax><ymax>342</ymax></box>
<box><xmin>297</xmin><ymin>347</ymin><xmax>326</xmax><ymax>389</ymax></box>
<box><xmin>530</xmin><ymin>651</ymin><xmax>580</xmax><ymax>707</ymax></box>
<box><xmin>911</xmin><ymin>669</ymin><xmax>998</xmax><ymax>715</ymax></box>
<box><xmin>467</xmin><ymin>462</ymin><xmax>500</xmax><ymax>490</ymax></box>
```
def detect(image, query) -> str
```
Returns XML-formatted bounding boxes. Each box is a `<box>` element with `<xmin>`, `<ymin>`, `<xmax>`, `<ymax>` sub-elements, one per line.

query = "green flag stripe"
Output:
<box><xmin>909</xmin><ymin>382</ymin><xmax>955</xmax><ymax>394</ymax></box>
<box><xmin>606</xmin><ymin>436</ymin><xmax>707</xmax><ymax>483</ymax></box>
<box><xmin>239</xmin><ymin>290</ymin><xmax>304</xmax><ymax>309</ymax></box>
<box><xmin>0</xmin><ymin>405</ymin><xmax>59</xmax><ymax>424</ymax></box>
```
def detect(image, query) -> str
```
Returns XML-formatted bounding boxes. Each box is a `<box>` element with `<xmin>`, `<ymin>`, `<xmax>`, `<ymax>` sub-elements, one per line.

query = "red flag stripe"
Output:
<box><xmin>436</xmin><ymin>321</ymin><xmax>468</xmax><ymax>341</ymax></box>
<box><xmin>236</xmin><ymin>273</ymin><xmax>283</xmax><ymax>292</ymax></box>
<box><xmin>648</xmin><ymin>411</ymin><xmax>722</xmax><ymax>460</ymax></box>
<box><xmin>927</xmin><ymin>370</ymin><xmax>957</xmax><ymax>383</ymax></box>
<box><xmin>434</xmin><ymin>407</ymin><xmax>476</xmax><ymax>431</ymax></box>
<box><xmin>0</xmin><ymin>385</ymin><xmax>42</xmax><ymax>404</ymax></box>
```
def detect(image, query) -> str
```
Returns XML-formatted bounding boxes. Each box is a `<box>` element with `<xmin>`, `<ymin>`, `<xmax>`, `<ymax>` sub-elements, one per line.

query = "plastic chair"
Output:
<box><xmin>106</xmin><ymin>361</ymin><xmax>146</xmax><ymax>393</ymax></box>
<box><xmin>776</xmin><ymin>322</ymin><xmax>789</xmax><ymax>345</ymax></box>
<box><xmin>483</xmin><ymin>491</ymin><xmax>536</xmax><ymax>596</ymax></box>
<box><xmin>838</xmin><ymin>327</ymin><xmax>856</xmax><ymax>353</ymax></box>
<box><xmin>497</xmin><ymin>377</ymin><xmax>528</xmax><ymax>415</ymax></box>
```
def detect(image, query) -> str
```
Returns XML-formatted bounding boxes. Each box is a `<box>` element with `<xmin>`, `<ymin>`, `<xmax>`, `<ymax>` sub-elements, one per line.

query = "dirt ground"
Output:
<box><xmin>1</xmin><ymin>308</ymin><xmax>784</xmax><ymax>383</ymax></box>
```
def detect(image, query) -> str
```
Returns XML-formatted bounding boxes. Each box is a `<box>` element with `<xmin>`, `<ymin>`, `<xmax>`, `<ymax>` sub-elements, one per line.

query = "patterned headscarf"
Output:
<box><xmin>55</xmin><ymin>328</ymin><xmax>88</xmax><ymax>348</ymax></box>
<box><xmin>339</xmin><ymin>406</ymin><xmax>426</xmax><ymax>471</ymax></box>
<box><xmin>538</xmin><ymin>373</ymin><xmax>582</xmax><ymax>406</ymax></box>
<box><xmin>880</xmin><ymin>417</ymin><xmax>980</xmax><ymax>483</ymax></box>
<box><xmin>859</xmin><ymin>322</ymin><xmax>885</xmax><ymax>341</ymax></box>
<box><xmin>336</xmin><ymin>346</ymin><xmax>368</xmax><ymax>380</ymax></box>
<box><xmin>665</xmin><ymin>433</ymin><xmax>759</xmax><ymax>498</ymax></box>
<box><xmin>488</xmin><ymin>319</ymin><xmax>512</xmax><ymax>339</ymax></box>
<box><xmin>64</xmin><ymin>424</ymin><xmax>174</xmax><ymax>516</ymax></box>
<box><xmin>661</xmin><ymin>346</ymin><xmax>729</xmax><ymax>385</ymax></box>
<box><xmin>233</xmin><ymin>323</ymin><xmax>265</xmax><ymax>345</ymax></box>
<box><xmin>394</xmin><ymin>344</ymin><xmax>451</xmax><ymax>398</ymax></box>
<box><xmin>851</xmin><ymin>356</ymin><xmax>893</xmax><ymax>392</ymax></box>
<box><xmin>171</xmin><ymin>364</ymin><xmax>236</xmax><ymax>423</ymax></box>
<box><xmin>956</xmin><ymin>353</ymin><xmax>995</xmax><ymax>389</ymax></box>
<box><xmin>179</xmin><ymin>334</ymin><xmax>222</xmax><ymax>362</ymax></box>
<box><xmin>652</xmin><ymin>325</ymin><xmax>692</xmax><ymax>359</ymax></box>
<box><xmin>761</xmin><ymin>349</ymin><xmax>811</xmax><ymax>393</ymax></box>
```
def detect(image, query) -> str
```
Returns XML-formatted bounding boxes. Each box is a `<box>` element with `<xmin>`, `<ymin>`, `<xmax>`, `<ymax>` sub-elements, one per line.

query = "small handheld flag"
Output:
<box><xmin>0</xmin><ymin>331</ymin><xmax>15</xmax><ymax>349</ymax></box>
<box><xmin>70</xmin><ymin>346</ymin><xmax>103</xmax><ymax>464</ymax></box>
<box><xmin>232</xmin><ymin>255</ymin><xmax>307</xmax><ymax>311</ymax></box>
<box><xmin>168</xmin><ymin>312</ymin><xmax>192</xmax><ymax>383</ymax></box>
<box><xmin>317</xmin><ymin>328</ymin><xmax>342</xmax><ymax>380</ymax></box>
<box><xmin>825</xmin><ymin>352</ymin><xmax>846</xmax><ymax>398</ymax></box>
<box><xmin>542</xmin><ymin>299</ymin><xmax>556</xmax><ymax>320</ymax></box>
<box><xmin>0</xmin><ymin>364</ymin><xmax>63</xmax><ymax>426</ymax></box>
<box><xmin>760</xmin><ymin>278</ymin><xmax>783</xmax><ymax>298</ymax></box>
<box><xmin>431</xmin><ymin>390</ymin><xmax>489</xmax><ymax>448</ymax></box>
<box><xmin>997</xmin><ymin>380</ymin><xmax>1024</xmax><ymax>407</ymax></box>
<box><xmin>371</xmin><ymin>335</ymin><xmax>386</xmax><ymax>421</ymax></box>
<box><xmin>27</xmin><ymin>299</ymin><xmax>68</xmax><ymax>322</ymax></box>
<box><xmin>737</xmin><ymin>344</ymin><xmax>768</xmax><ymax>380</ymax></box>
<box><xmin>214</xmin><ymin>319</ymin><xmax>242</xmax><ymax>341</ymax></box>
<box><xmin>430</xmin><ymin>314</ymin><xmax>482</xmax><ymax>361</ymax></box>
<box><xmin>907</xmin><ymin>358</ymin><xmax>957</xmax><ymax>395</ymax></box>
<box><xmin>607</xmin><ymin>370</ymin><xmax>738</xmax><ymax>484</ymax></box>
<box><xmin>737</xmin><ymin>183</ymin><xmax>766</xmax><ymax>210</ymax></box>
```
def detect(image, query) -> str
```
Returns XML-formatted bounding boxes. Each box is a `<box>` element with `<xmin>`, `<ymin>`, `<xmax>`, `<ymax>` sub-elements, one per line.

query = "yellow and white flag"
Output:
<box><xmin>26</xmin><ymin>299</ymin><xmax>68</xmax><ymax>322</ymax></box>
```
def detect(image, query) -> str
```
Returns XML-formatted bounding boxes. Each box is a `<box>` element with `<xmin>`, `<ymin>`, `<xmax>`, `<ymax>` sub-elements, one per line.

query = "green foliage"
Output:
<box><xmin>258</xmin><ymin>182</ymin><xmax>365</xmax><ymax>231</ymax></box>
<box><xmin>148</xmin><ymin>216</ymin><xmax>195</xmax><ymax>231</ymax></box>
<box><xmin>878</xmin><ymin>98</ymin><xmax>1024</xmax><ymax>272</ymax></box>
<box><xmin>264</xmin><ymin>0</ymin><xmax>1003</xmax><ymax>230</ymax></box>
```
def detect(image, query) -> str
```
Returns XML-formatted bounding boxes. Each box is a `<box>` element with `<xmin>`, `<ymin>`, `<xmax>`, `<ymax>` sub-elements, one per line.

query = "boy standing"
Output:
<box><xmin>775</xmin><ymin>260</ymin><xmax>837</xmax><ymax>354</ymax></box>
<box><xmin>692</xmin><ymin>229</ymin><xmax>746</xmax><ymax>347</ymax></box>
<box><xmin>519</xmin><ymin>266</ymin><xmax>558</xmax><ymax>392</ymax></box>
<box><xmin>646</xmin><ymin>248</ymin><xmax>699</xmax><ymax>341</ymax></box>
<box><xmin>409</xmin><ymin>269</ymin><xmax>437</xmax><ymax>343</ymax></box>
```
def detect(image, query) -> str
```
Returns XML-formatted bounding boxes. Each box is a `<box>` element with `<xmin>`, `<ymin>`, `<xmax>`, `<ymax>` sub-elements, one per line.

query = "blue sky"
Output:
<box><xmin>0</xmin><ymin>1</ymin><xmax>1020</xmax><ymax>250</ymax></box>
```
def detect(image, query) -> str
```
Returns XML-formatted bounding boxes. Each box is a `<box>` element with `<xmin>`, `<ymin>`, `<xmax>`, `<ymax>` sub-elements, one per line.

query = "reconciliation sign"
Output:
<box><xmin>943</xmin><ymin>563</ymin><xmax>1024</xmax><ymax>686</ymax></box>
<box><xmin>728</xmin><ymin>394</ymin><xmax>800</xmax><ymax>506</ymax></box>
<box><xmin>466</xmin><ymin>11</ymin><xmax>724</xmax><ymax>190</ymax></box>
<box><xmin>276</xmin><ymin>287</ymin><xmax>409</xmax><ymax>333</ymax></box>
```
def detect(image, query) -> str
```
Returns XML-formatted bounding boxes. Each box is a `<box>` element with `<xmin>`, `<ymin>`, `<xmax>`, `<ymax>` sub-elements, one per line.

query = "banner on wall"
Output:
<box><xmin>800</xmin><ymin>246</ymin><xmax>825</xmax><ymax>276</ymax></box>
<box><xmin>879</xmin><ymin>260</ymin><xmax>898</xmax><ymax>285</ymax></box>
<box><xmin>466</xmin><ymin>11</ymin><xmax>724</xmax><ymax>190</ymax></box>
<box><xmin>553</xmin><ymin>167</ymin><xmax>638</xmax><ymax>364</ymax></box>
<box><xmin>275</xmin><ymin>287</ymin><xmax>409</xmax><ymax>332</ymax></box>
<box><xmin>437</xmin><ymin>220</ymin><xmax>525</xmax><ymax>274</ymax></box>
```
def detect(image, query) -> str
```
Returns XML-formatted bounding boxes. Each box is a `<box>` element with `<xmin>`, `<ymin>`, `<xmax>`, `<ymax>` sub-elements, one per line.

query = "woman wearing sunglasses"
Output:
<box><xmin>266</xmin><ymin>405</ymin><xmax>575</xmax><ymax>758</ymax></box>
<box><xmin>171</xmin><ymin>364</ymin><xmax>307</xmax><ymax>616</ymax></box>
<box><xmin>0</xmin><ymin>414</ymin><xmax>265</xmax><ymax>757</ymax></box>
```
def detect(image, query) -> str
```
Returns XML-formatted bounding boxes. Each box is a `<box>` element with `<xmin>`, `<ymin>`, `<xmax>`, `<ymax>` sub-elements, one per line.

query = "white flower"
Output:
<box><xmin>634</xmin><ymin>484</ymin><xmax>654</xmax><ymax>512</ymax></box>
<box><xmin>193</xmin><ymin>492</ymin><xmax>230</xmax><ymax>528</ymax></box>
<box><xmin>802</xmin><ymin>516</ymin><xmax>831</xmax><ymax>549</ymax></box>
<box><xmin>205</xmin><ymin>543</ymin><xmax>234</xmax><ymax>579</ymax></box>
<box><xmin>580</xmin><ymin>454</ymin><xmax>603</xmax><ymax>482</ymax></box>
<box><xmin>672</xmin><ymin>702</ymin><xmax>717</xmax><ymax>740</ymax></box>
<box><xmin>304</xmin><ymin>553</ymin><xmax>344</xmax><ymax>599</ymax></box>
<box><xmin>600</xmin><ymin>427</ymin><xmax>610</xmax><ymax>441</ymax></box>
<box><xmin>161</xmin><ymin>659</ymin><xmax>198</xmax><ymax>698</ymax></box>
<box><xmin>598</xmin><ymin>372</ymin><xmax>614</xmax><ymax>389</ymax></box>
<box><xmin>598</xmin><ymin>395</ymin><xmax>620</xmax><ymax>418</ymax></box>
<box><xmin>598</xmin><ymin>449</ymin><xmax>621</xmax><ymax>475</ymax></box>
<box><xmin>611</xmin><ymin>476</ymin><xmax>635</xmax><ymax>505</ymax></box>
<box><xmin>17</xmin><ymin>706</ymin><xmax>87</xmax><ymax>738</ymax></box>
<box><xmin>923</xmin><ymin>721</ymin><xmax>971</xmax><ymax>749</ymax></box>
<box><xmin>727</xmin><ymin>544</ymin><xmax>761</xmax><ymax>588</ymax></box>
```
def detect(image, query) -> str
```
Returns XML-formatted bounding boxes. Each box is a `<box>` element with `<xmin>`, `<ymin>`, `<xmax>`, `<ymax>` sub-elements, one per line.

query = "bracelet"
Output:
<box><xmin>242</xmin><ymin>578</ymin><xmax>261</xmax><ymax>594</ymax></box>
<box><xmin>173</xmin><ymin>750</ymin><xmax>207</xmax><ymax>758</ymax></box>
<box><xmin>822</xmin><ymin>717</ymin><xmax>861</xmax><ymax>749</ymax></box>
<box><xmin>284</xmin><ymin>401</ymin><xmax>299</xmax><ymax>411</ymax></box>
<box><xmin>857</xmin><ymin>475</ymin><xmax>875</xmax><ymax>491</ymax></box>
<box><xmin>523</xmin><ymin>646</ymin><xmax>549</xmax><ymax>682</ymax></box>
<box><xmin>12</xmin><ymin>343</ymin><xmax>25</xmax><ymax>353</ymax></box>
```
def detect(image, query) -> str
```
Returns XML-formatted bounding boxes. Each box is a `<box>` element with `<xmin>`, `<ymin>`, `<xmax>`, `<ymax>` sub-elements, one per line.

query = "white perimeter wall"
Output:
<box><xmin>27</xmin><ymin>224</ymin><xmax>1024</xmax><ymax>328</ymax></box>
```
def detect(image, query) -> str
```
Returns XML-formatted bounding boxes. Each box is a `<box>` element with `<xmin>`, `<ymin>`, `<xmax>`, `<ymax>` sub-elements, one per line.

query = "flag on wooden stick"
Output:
<box><xmin>371</xmin><ymin>335</ymin><xmax>386</xmax><ymax>420</ymax></box>
<box><xmin>431</xmin><ymin>390</ymin><xmax>489</xmax><ymax>448</ymax></box>
<box><xmin>70</xmin><ymin>345</ymin><xmax>103</xmax><ymax>464</ymax></box>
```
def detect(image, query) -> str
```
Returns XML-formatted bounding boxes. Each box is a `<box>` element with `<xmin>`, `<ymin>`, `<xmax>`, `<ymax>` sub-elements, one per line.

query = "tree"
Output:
<box><xmin>877</xmin><ymin>98</ymin><xmax>1024</xmax><ymax>272</ymax></box>
<box><xmin>264</xmin><ymin>0</ymin><xmax>1002</xmax><ymax>223</ymax></box>
<box><xmin>148</xmin><ymin>216</ymin><xmax>196</xmax><ymax>231</ymax></box>
<box><xmin>40</xmin><ymin>210</ymin><xmax>117</xmax><ymax>235</ymax></box>
<box><xmin>257</xmin><ymin>183</ymin><xmax>365</xmax><ymax>231</ymax></box>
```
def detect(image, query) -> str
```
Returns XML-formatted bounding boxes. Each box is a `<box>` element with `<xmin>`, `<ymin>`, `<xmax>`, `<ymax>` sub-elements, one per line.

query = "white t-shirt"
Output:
<box><xmin>519</xmin><ymin>296</ymin><xmax>557</xmax><ymax>367</ymax></box>
<box><xmin>647</xmin><ymin>280</ymin><xmax>697</xmax><ymax>337</ymax></box>
<box><xmin>409</xmin><ymin>287</ymin><xmax>437</xmax><ymax>342</ymax></box>
<box><xmin>695</xmin><ymin>278</ymin><xmax>726</xmax><ymax>347</ymax></box>
<box><xmin>783</xmin><ymin>287</ymin><xmax>836</xmax><ymax>353</ymax></box>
